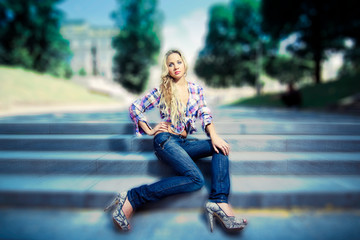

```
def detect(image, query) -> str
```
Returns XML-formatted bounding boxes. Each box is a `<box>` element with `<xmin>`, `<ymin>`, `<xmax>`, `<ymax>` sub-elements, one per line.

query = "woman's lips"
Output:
<box><xmin>175</xmin><ymin>71</ymin><xmax>181</xmax><ymax>75</ymax></box>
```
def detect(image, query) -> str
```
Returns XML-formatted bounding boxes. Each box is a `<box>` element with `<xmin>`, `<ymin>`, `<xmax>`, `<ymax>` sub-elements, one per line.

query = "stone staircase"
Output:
<box><xmin>0</xmin><ymin>107</ymin><xmax>360</xmax><ymax>210</ymax></box>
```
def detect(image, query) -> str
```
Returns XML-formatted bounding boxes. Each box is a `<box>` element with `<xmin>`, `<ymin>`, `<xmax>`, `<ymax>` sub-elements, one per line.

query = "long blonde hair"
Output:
<box><xmin>159</xmin><ymin>49</ymin><xmax>188</xmax><ymax>126</ymax></box>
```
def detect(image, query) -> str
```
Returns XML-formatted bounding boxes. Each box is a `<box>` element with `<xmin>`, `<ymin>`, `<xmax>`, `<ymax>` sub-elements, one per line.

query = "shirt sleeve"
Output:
<box><xmin>197</xmin><ymin>86</ymin><xmax>213</xmax><ymax>133</ymax></box>
<box><xmin>129</xmin><ymin>88</ymin><xmax>161</xmax><ymax>136</ymax></box>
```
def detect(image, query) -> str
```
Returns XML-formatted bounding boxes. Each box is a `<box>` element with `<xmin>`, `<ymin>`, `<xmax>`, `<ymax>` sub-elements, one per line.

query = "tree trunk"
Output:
<box><xmin>256</xmin><ymin>40</ymin><xmax>262</xmax><ymax>95</ymax></box>
<box><xmin>314</xmin><ymin>52</ymin><xmax>322</xmax><ymax>84</ymax></box>
<box><xmin>312</xmin><ymin>0</ymin><xmax>322</xmax><ymax>84</ymax></box>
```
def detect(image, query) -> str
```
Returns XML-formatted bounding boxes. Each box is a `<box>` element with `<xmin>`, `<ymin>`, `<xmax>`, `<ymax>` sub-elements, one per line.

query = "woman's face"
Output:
<box><xmin>166</xmin><ymin>53</ymin><xmax>186</xmax><ymax>80</ymax></box>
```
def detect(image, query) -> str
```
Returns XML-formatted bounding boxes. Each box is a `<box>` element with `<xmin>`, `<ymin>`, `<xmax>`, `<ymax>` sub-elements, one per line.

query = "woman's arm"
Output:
<box><xmin>129</xmin><ymin>88</ymin><xmax>161</xmax><ymax>136</ymax></box>
<box><xmin>139</xmin><ymin>121</ymin><xmax>169</xmax><ymax>136</ymax></box>
<box><xmin>196</xmin><ymin>85</ymin><xmax>229</xmax><ymax>155</ymax></box>
<box><xmin>206</xmin><ymin>123</ymin><xmax>230</xmax><ymax>156</ymax></box>
<box><xmin>197</xmin><ymin>87</ymin><xmax>213</xmax><ymax>133</ymax></box>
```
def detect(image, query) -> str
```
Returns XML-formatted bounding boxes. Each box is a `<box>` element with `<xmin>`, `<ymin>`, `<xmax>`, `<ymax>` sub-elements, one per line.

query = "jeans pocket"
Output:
<box><xmin>159</xmin><ymin>135</ymin><xmax>171</xmax><ymax>149</ymax></box>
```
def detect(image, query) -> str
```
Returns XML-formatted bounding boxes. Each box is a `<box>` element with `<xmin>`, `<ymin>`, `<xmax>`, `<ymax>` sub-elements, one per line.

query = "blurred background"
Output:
<box><xmin>1</xmin><ymin>0</ymin><xmax>359</xmax><ymax>115</ymax></box>
<box><xmin>1</xmin><ymin>1</ymin><xmax>360</xmax><ymax>240</ymax></box>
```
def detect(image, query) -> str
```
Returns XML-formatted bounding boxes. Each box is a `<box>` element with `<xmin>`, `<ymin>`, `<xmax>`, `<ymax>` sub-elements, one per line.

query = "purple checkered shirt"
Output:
<box><xmin>129</xmin><ymin>81</ymin><xmax>213</xmax><ymax>136</ymax></box>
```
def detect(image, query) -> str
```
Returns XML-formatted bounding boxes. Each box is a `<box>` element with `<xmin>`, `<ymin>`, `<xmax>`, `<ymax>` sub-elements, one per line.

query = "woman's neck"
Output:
<box><xmin>174</xmin><ymin>76</ymin><xmax>187</xmax><ymax>87</ymax></box>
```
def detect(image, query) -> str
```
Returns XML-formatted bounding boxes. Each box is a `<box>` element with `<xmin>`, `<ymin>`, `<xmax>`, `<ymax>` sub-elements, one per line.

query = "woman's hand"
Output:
<box><xmin>211</xmin><ymin>134</ymin><xmax>230</xmax><ymax>156</ymax></box>
<box><xmin>149</xmin><ymin>122</ymin><xmax>169</xmax><ymax>136</ymax></box>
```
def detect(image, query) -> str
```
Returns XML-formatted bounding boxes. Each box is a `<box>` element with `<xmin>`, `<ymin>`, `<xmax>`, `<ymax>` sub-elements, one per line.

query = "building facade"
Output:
<box><xmin>61</xmin><ymin>20</ymin><xmax>119</xmax><ymax>81</ymax></box>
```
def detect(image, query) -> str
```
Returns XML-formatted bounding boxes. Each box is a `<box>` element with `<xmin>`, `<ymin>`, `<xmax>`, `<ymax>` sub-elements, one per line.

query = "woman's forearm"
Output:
<box><xmin>139</xmin><ymin>121</ymin><xmax>169</xmax><ymax>136</ymax></box>
<box><xmin>206</xmin><ymin>122</ymin><xmax>230</xmax><ymax>155</ymax></box>
<box><xmin>206</xmin><ymin>123</ymin><xmax>218</xmax><ymax>138</ymax></box>
<box><xmin>138</xmin><ymin>121</ymin><xmax>152</xmax><ymax>135</ymax></box>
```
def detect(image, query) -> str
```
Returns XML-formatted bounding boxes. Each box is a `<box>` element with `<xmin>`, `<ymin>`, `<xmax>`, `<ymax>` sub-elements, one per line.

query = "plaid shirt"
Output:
<box><xmin>129</xmin><ymin>81</ymin><xmax>213</xmax><ymax>136</ymax></box>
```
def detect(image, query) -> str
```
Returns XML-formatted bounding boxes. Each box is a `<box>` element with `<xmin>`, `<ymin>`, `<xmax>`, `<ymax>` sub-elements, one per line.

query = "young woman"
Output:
<box><xmin>104</xmin><ymin>49</ymin><xmax>247</xmax><ymax>232</ymax></box>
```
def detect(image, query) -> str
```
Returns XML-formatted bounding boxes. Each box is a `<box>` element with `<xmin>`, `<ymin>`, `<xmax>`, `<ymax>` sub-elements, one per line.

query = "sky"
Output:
<box><xmin>57</xmin><ymin>0</ymin><xmax>231</xmax><ymax>65</ymax></box>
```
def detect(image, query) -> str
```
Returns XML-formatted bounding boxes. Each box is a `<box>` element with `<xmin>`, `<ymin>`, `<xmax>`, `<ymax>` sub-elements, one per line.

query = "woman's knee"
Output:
<box><xmin>214</xmin><ymin>151</ymin><xmax>230</xmax><ymax>161</ymax></box>
<box><xmin>189</xmin><ymin>171</ymin><xmax>205</xmax><ymax>190</ymax></box>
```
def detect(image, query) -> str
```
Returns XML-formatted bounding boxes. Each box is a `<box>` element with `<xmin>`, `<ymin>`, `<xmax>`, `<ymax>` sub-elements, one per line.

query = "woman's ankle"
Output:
<box><xmin>217</xmin><ymin>202</ymin><xmax>235</xmax><ymax>217</ymax></box>
<box><xmin>122</xmin><ymin>198</ymin><xmax>134</xmax><ymax>219</ymax></box>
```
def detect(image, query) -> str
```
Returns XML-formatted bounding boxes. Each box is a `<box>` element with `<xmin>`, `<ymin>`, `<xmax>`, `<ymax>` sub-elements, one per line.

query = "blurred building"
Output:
<box><xmin>61</xmin><ymin>20</ymin><xmax>118</xmax><ymax>81</ymax></box>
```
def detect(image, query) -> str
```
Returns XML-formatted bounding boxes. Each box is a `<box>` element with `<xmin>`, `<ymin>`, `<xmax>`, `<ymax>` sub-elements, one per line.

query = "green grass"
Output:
<box><xmin>231</xmin><ymin>93</ymin><xmax>283</xmax><ymax>107</ymax></box>
<box><xmin>0</xmin><ymin>65</ymin><xmax>117</xmax><ymax>110</ymax></box>
<box><xmin>230</xmin><ymin>73</ymin><xmax>360</xmax><ymax>109</ymax></box>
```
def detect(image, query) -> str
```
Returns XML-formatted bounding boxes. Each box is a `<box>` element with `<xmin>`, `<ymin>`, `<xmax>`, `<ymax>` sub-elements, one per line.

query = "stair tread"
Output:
<box><xmin>1</xmin><ymin>122</ymin><xmax>360</xmax><ymax>135</ymax></box>
<box><xmin>2</xmin><ymin>151</ymin><xmax>359</xmax><ymax>176</ymax></box>
<box><xmin>1</xmin><ymin>134</ymin><xmax>360</xmax><ymax>139</ymax></box>
<box><xmin>1</xmin><ymin>106</ymin><xmax>360</xmax><ymax>123</ymax></box>
<box><xmin>1</xmin><ymin>208</ymin><xmax>360</xmax><ymax>240</ymax></box>
<box><xmin>1</xmin><ymin>174</ymin><xmax>360</xmax><ymax>193</ymax></box>
<box><xmin>1</xmin><ymin>151</ymin><xmax>359</xmax><ymax>161</ymax></box>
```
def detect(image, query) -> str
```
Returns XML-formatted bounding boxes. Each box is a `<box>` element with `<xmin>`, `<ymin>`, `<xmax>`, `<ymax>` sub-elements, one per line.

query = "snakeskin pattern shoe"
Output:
<box><xmin>104</xmin><ymin>192</ymin><xmax>130</xmax><ymax>231</ymax></box>
<box><xmin>205</xmin><ymin>201</ymin><xmax>247</xmax><ymax>232</ymax></box>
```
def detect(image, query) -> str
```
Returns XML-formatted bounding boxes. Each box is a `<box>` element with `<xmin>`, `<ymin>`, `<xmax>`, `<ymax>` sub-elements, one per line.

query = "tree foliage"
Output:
<box><xmin>195</xmin><ymin>0</ymin><xmax>265</xmax><ymax>88</ymax></box>
<box><xmin>261</xmin><ymin>0</ymin><xmax>360</xmax><ymax>84</ymax></box>
<box><xmin>264</xmin><ymin>55</ymin><xmax>312</xmax><ymax>86</ymax></box>
<box><xmin>0</xmin><ymin>0</ymin><xmax>71</xmax><ymax>78</ymax></box>
<box><xmin>112</xmin><ymin>0</ymin><xmax>161</xmax><ymax>93</ymax></box>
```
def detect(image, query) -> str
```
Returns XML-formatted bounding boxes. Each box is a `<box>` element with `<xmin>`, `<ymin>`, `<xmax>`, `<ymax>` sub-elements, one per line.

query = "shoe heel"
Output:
<box><xmin>205</xmin><ymin>201</ymin><xmax>246</xmax><ymax>232</ymax></box>
<box><xmin>104</xmin><ymin>197</ymin><xmax>119</xmax><ymax>212</ymax></box>
<box><xmin>207</xmin><ymin>211</ymin><xmax>215</xmax><ymax>232</ymax></box>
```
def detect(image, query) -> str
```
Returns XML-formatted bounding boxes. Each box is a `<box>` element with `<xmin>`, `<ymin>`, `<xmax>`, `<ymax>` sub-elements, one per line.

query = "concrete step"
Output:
<box><xmin>1</xmin><ymin>122</ymin><xmax>360</xmax><ymax>135</ymax></box>
<box><xmin>0</xmin><ymin>123</ymin><xmax>133</xmax><ymax>135</ymax></box>
<box><xmin>0</xmin><ymin>174</ymin><xmax>359</xmax><ymax>209</ymax></box>
<box><xmin>2</xmin><ymin>106</ymin><xmax>360</xmax><ymax>124</ymax></box>
<box><xmin>211</xmin><ymin>107</ymin><xmax>360</xmax><ymax>123</ymax></box>
<box><xmin>1</xmin><ymin>208</ymin><xmax>359</xmax><ymax>240</ymax></box>
<box><xmin>1</xmin><ymin>134</ymin><xmax>360</xmax><ymax>152</ymax></box>
<box><xmin>1</xmin><ymin>151</ymin><xmax>360</xmax><ymax>175</ymax></box>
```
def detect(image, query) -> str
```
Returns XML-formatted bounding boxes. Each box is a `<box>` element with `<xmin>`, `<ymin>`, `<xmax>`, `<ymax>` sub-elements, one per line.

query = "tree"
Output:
<box><xmin>195</xmin><ymin>0</ymin><xmax>268</xmax><ymax>90</ymax></box>
<box><xmin>231</xmin><ymin>0</ymin><xmax>270</xmax><ymax>94</ymax></box>
<box><xmin>195</xmin><ymin>4</ymin><xmax>235</xmax><ymax>87</ymax></box>
<box><xmin>341</xmin><ymin>44</ymin><xmax>360</xmax><ymax>74</ymax></box>
<box><xmin>263</xmin><ymin>55</ymin><xmax>312</xmax><ymax>108</ymax></box>
<box><xmin>264</xmin><ymin>55</ymin><xmax>312</xmax><ymax>87</ymax></box>
<box><xmin>112</xmin><ymin>0</ymin><xmax>161</xmax><ymax>93</ymax></box>
<box><xmin>339</xmin><ymin>2</ymin><xmax>360</xmax><ymax>74</ymax></box>
<box><xmin>0</xmin><ymin>0</ymin><xmax>71</xmax><ymax>77</ymax></box>
<box><xmin>261</xmin><ymin>0</ymin><xmax>360</xmax><ymax>84</ymax></box>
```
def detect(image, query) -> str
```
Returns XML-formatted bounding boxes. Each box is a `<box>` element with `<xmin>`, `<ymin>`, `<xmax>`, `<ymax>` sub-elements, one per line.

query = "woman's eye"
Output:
<box><xmin>168</xmin><ymin>63</ymin><xmax>173</xmax><ymax>67</ymax></box>
<box><xmin>177</xmin><ymin>61</ymin><xmax>182</xmax><ymax>65</ymax></box>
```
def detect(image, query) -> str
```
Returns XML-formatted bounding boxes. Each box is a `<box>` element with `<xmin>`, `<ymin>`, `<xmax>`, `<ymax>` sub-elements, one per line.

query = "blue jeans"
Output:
<box><xmin>127</xmin><ymin>132</ymin><xmax>231</xmax><ymax>209</ymax></box>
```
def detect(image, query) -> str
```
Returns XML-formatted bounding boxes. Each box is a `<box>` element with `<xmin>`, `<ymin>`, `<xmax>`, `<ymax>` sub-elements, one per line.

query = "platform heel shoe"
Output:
<box><xmin>104</xmin><ymin>192</ymin><xmax>130</xmax><ymax>231</ymax></box>
<box><xmin>205</xmin><ymin>201</ymin><xmax>247</xmax><ymax>232</ymax></box>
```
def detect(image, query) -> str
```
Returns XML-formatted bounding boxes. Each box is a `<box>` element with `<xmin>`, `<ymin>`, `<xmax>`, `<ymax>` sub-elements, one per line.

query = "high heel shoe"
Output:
<box><xmin>205</xmin><ymin>201</ymin><xmax>247</xmax><ymax>232</ymax></box>
<box><xmin>104</xmin><ymin>192</ymin><xmax>130</xmax><ymax>231</ymax></box>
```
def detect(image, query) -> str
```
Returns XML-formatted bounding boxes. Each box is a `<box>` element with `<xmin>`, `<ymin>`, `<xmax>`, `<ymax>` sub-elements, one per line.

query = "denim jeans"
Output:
<box><xmin>127</xmin><ymin>132</ymin><xmax>230</xmax><ymax>209</ymax></box>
